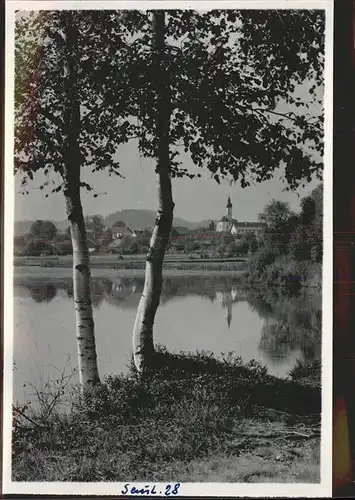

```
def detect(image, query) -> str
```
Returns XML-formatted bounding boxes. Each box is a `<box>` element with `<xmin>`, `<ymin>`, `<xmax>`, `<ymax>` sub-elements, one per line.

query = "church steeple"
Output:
<box><xmin>226</xmin><ymin>195</ymin><xmax>232</xmax><ymax>221</ymax></box>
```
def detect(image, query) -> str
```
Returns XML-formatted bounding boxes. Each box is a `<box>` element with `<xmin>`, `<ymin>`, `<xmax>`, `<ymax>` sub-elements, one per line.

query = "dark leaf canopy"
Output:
<box><xmin>15</xmin><ymin>10</ymin><xmax>141</xmax><ymax>191</ymax></box>
<box><xmin>15</xmin><ymin>9</ymin><xmax>325</xmax><ymax>193</ymax></box>
<box><xmin>153</xmin><ymin>10</ymin><xmax>324</xmax><ymax>189</ymax></box>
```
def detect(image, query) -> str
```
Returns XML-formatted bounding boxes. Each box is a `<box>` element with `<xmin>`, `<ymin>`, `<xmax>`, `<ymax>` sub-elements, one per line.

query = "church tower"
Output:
<box><xmin>226</xmin><ymin>195</ymin><xmax>232</xmax><ymax>222</ymax></box>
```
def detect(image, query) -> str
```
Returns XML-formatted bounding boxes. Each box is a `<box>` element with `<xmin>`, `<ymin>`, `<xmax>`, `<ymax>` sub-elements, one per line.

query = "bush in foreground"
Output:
<box><xmin>288</xmin><ymin>359</ymin><xmax>321</xmax><ymax>385</ymax></box>
<box><xmin>12</xmin><ymin>348</ymin><xmax>321</xmax><ymax>482</ymax></box>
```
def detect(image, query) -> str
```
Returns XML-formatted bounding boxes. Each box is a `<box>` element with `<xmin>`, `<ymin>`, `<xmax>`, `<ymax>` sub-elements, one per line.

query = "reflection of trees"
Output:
<box><xmin>96</xmin><ymin>275</ymin><xmax>246</xmax><ymax>309</ymax></box>
<box><xmin>251</xmin><ymin>288</ymin><xmax>321</xmax><ymax>364</ymax></box>
<box><xmin>22</xmin><ymin>276</ymin><xmax>321</xmax><ymax>366</ymax></box>
<box><xmin>90</xmin><ymin>280</ymin><xmax>106</xmax><ymax>308</ymax></box>
<box><xmin>27</xmin><ymin>283</ymin><xmax>57</xmax><ymax>303</ymax></box>
<box><xmin>160</xmin><ymin>277</ymin><xmax>179</xmax><ymax>305</ymax></box>
<box><xmin>247</xmin><ymin>293</ymin><xmax>273</xmax><ymax>319</ymax></box>
<box><xmin>259</xmin><ymin>319</ymin><xmax>297</xmax><ymax>363</ymax></box>
<box><xmin>23</xmin><ymin>275</ymin><xmax>245</xmax><ymax>310</ymax></box>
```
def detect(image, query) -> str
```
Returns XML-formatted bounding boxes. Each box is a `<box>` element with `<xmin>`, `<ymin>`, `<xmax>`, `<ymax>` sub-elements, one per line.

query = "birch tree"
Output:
<box><xmin>131</xmin><ymin>12</ymin><xmax>174</xmax><ymax>372</ymax></box>
<box><xmin>117</xmin><ymin>9</ymin><xmax>325</xmax><ymax>373</ymax></box>
<box><xmin>14</xmin><ymin>11</ymin><xmax>136</xmax><ymax>389</ymax></box>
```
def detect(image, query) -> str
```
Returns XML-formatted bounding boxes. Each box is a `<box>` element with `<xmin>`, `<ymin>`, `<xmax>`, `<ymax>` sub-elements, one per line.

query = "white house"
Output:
<box><xmin>230</xmin><ymin>221</ymin><xmax>265</xmax><ymax>237</ymax></box>
<box><xmin>111</xmin><ymin>221</ymin><xmax>136</xmax><ymax>239</ymax></box>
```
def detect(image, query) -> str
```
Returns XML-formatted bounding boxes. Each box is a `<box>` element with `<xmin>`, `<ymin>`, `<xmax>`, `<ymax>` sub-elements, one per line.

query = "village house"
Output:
<box><xmin>111</xmin><ymin>221</ymin><xmax>137</xmax><ymax>239</ymax></box>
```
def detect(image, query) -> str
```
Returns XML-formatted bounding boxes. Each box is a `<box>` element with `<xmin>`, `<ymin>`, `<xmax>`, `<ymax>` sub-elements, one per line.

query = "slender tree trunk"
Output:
<box><xmin>132</xmin><ymin>11</ymin><xmax>174</xmax><ymax>374</ymax></box>
<box><xmin>62</xmin><ymin>17</ymin><xmax>100</xmax><ymax>389</ymax></box>
<box><xmin>64</xmin><ymin>180</ymin><xmax>100</xmax><ymax>389</ymax></box>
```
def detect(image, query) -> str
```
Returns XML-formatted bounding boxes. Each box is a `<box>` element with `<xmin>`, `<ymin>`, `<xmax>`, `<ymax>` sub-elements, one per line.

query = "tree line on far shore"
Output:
<box><xmin>15</xmin><ymin>183</ymin><xmax>322</xmax><ymax>274</ymax></box>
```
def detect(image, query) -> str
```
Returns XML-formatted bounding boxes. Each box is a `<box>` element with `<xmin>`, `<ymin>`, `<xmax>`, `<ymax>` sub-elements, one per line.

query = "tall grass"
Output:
<box><xmin>12</xmin><ymin>347</ymin><xmax>321</xmax><ymax>482</ymax></box>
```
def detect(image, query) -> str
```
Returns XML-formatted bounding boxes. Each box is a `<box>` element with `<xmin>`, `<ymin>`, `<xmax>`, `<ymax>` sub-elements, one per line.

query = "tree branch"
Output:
<box><xmin>253</xmin><ymin>108</ymin><xmax>323</xmax><ymax>131</ymax></box>
<box><xmin>39</xmin><ymin>106</ymin><xmax>64</xmax><ymax>129</ymax></box>
<box><xmin>13</xmin><ymin>406</ymin><xmax>49</xmax><ymax>430</ymax></box>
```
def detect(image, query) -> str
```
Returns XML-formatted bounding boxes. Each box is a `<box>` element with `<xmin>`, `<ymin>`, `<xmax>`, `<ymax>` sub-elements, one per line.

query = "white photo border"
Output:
<box><xmin>3</xmin><ymin>0</ymin><xmax>333</xmax><ymax>496</ymax></box>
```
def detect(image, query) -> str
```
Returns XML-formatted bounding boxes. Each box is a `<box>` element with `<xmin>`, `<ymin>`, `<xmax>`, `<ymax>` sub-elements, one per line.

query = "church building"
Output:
<box><xmin>215</xmin><ymin>196</ymin><xmax>265</xmax><ymax>237</ymax></box>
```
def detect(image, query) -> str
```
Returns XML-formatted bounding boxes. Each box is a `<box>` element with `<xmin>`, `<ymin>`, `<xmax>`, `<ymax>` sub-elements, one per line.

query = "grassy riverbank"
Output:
<box><xmin>13</xmin><ymin>254</ymin><xmax>321</xmax><ymax>289</ymax></box>
<box><xmin>13</xmin><ymin>266</ymin><xmax>247</xmax><ymax>282</ymax></box>
<box><xmin>13</xmin><ymin>349</ymin><xmax>321</xmax><ymax>483</ymax></box>
<box><xmin>14</xmin><ymin>255</ymin><xmax>248</xmax><ymax>273</ymax></box>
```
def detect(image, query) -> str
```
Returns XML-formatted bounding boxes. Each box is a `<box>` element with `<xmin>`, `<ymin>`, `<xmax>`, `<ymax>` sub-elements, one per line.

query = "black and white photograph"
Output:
<box><xmin>3</xmin><ymin>1</ymin><xmax>332</xmax><ymax>496</ymax></box>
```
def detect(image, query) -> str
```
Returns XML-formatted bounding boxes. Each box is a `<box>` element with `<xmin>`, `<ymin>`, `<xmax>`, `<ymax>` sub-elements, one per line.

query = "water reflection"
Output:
<box><xmin>248</xmin><ymin>288</ymin><xmax>322</xmax><ymax>363</ymax></box>
<box><xmin>27</xmin><ymin>283</ymin><xmax>57</xmax><ymax>303</ymax></box>
<box><xmin>14</xmin><ymin>276</ymin><xmax>321</xmax><ymax>366</ymax></box>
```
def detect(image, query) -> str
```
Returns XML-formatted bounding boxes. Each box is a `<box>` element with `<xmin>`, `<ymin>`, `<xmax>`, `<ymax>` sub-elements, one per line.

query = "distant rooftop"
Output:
<box><xmin>232</xmin><ymin>221</ymin><xmax>265</xmax><ymax>228</ymax></box>
<box><xmin>112</xmin><ymin>221</ymin><xmax>126</xmax><ymax>228</ymax></box>
<box><xmin>217</xmin><ymin>217</ymin><xmax>265</xmax><ymax>227</ymax></box>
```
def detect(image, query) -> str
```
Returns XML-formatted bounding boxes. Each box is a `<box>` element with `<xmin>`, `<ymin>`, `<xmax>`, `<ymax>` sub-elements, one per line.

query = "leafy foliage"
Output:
<box><xmin>156</xmin><ymin>10</ymin><xmax>324</xmax><ymax>188</ymax></box>
<box><xmin>289</xmin><ymin>184</ymin><xmax>323</xmax><ymax>262</ymax></box>
<box><xmin>247</xmin><ymin>183</ymin><xmax>323</xmax><ymax>286</ymax></box>
<box><xmin>258</xmin><ymin>200</ymin><xmax>298</xmax><ymax>254</ymax></box>
<box><xmin>29</xmin><ymin>219</ymin><xmax>58</xmax><ymax>239</ymax></box>
<box><xmin>14</xmin><ymin>11</ymin><xmax>139</xmax><ymax>193</ymax></box>
<box><xmin>85</xmin><ymin>215</ymin><xmax>106</xmax><ymax>238</ymax></box>
<box><xmin>118</xmin><ymin>10</ymin><xmax>324</xmax><ymax>187</ymax></box>
<box><xmin>15</xmin><ymin>10</ymin><xmax>324</xmax><ymax>193</ymax></box>
<box><xmin>24</xmin><ymin>238</ymin><xmax>54</xmax><ymax>257</ymax></box>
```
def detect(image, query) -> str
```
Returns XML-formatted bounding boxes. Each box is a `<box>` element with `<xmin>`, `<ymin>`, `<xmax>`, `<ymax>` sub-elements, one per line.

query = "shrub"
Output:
<box><xmin>261</xmin><ymin>256</ymin><xmax>313</xmax><ymax>289</ymax></box>
<box><xmin>25</xmin><ymin>239</ymin><xmax>54</xmax><ymax>256</ymax></box>
<box><xmin>247</xmin><ymin>245</ymin><xmax>278</xmax><ymax>281</ymax></box>
<box><xmin>53</xmin><ymin>241</ymin><xmax>73</xmax><ymax>255</ymax></box>
<box><xmin>288</xmin><ymin>359</ymin><xmax>321</xmax><ymax>384</ymax></box>
<box><xmin>226</xmin><ymin>241</ymin><xmax>248</xmax><ymax>257</ymax></box>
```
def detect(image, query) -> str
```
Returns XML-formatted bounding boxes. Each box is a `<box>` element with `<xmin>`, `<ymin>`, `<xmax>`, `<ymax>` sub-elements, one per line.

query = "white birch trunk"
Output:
<box><xmin>62</xmin><ymin>16</ymin><xmax>100</xmax><ymax>389</ymax></box>
<box><xmin>67</xmin><ymin>201</ymin><xmax>100</xmax><ymax>389</ymax></box>
<box><xmin>132</xmin><ymin>11</ymin><xmax>173</xmax><ymax>374</ymax></box>
<box><xmin>132</xmin><ymin>189</ymin><xmax>174</xmax><ymax>373</ymax></box>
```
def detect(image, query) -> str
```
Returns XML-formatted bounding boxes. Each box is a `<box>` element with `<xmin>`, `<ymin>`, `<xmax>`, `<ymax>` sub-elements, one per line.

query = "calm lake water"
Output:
<box><xmin>13</xmin><ymin>273</ymin><xmax>321</xmax><ymax>404</ymax></box>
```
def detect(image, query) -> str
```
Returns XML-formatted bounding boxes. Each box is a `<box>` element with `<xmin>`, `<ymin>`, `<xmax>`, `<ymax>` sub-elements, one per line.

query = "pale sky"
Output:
<box><xmin>14</xmin><ymin>139</ymin><xmax>320</xmax><ymax>223</ymax></box>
